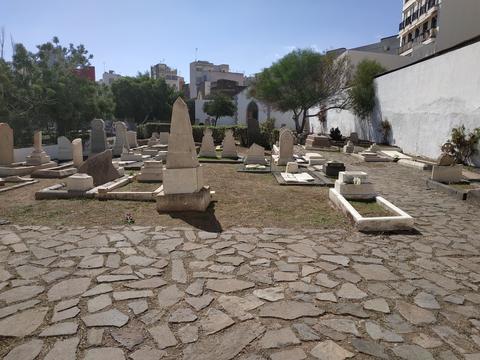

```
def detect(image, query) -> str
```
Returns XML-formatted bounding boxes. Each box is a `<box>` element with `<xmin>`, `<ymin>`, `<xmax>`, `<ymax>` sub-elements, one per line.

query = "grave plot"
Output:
<box><xmin>97</xmin><ymin>175</ymin><xmax>163</xmax><ymax>202</ymax></box>
<box><xmin>30</xmin><ymin>162</ymin><xmax>77</xmax><ymax>178</ymax></box>
<box><xmin>426</xmin><ymin>142</ymin><xmax>480</xmax><ymax>203</ymax></box>
<box><xmin>237</xmin><ymin>144</ymin><xmax>271</xmax><ymax>173</ymax></box>
<box><xmin>329</xmin><ymin>171</ymin><xmax>414</xmax><ymax>232</ymax></box>
<box><xmin>0</xmin><ymin>176</ymin><xmax>38</xmax><ymax>193</ymax></box>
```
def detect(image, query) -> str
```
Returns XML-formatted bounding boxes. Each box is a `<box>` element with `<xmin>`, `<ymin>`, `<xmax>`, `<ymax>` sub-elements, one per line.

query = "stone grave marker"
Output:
<box><xmin>199</xmin><ymin>128</ymin><xmax>217</xmax><ymax>158</ymax></box>
<box><xmin>127</xmin><ymin>131</ymin><xmax>138</xmax><ymax>148</ymax></box>
<box><xmin>57</xmin><ymin>136</ymin><xmax>73</xmax><ymax>161</ymax></box>
<box><xmin>90</xmin><ymin>119</ymin><xmax>107</xmax><ymax>155</ymax></box>
<box><xmin>26</xmin><ymin>131</ymin><xmax>51</xmax><ymax>166</ymax></box>
<box><xmin>277</xmin><ymin>129</ymin><xmax>294</xmax><ymax>165</ymax></box>
<box><xmin>112</xmin><ymin>122</ymin><xmax>129</xmax><ymax>156</ymax></box>
<box><xmin>72</xmin><ymin>139</ymin><xmax>83</xmax><ymax>168</ymax></box>
<box><xmin>221</xmin><ymin>129</ymin><xmax>237</xmax><ymax>158</ymax></box>
<box><xmin>0</xmin><ymin>123</ymin><xmax>14</xmax><ymax>166</ymax></box>
<box><xmin>78</xmin><ymin>150</ymin><xmax>121</xmax><ymax>186</ymax></box>
<box><xmin>244</xmin><ymin>144</ymin><xmax>267</xmax><ymax>165</ymax></box>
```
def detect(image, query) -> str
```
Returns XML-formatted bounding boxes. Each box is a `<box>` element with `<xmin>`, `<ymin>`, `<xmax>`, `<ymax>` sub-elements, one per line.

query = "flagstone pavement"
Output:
<box><xmin>1</xmin><ymin>153</ymin><xmax>480</xmax><ymax>359</ymax></box>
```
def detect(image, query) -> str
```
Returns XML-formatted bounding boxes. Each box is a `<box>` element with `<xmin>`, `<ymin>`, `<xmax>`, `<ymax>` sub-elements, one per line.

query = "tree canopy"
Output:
<box><xmin>110</xmin><ymin>75</ymin><xmax>178</xmax><ymax>124</ymax></box>
<box><xmin>349</xmin><ymin>59</ymin><xmax>386</xmax><ymax>119</ymax></box>
<box><xmin>250</xmin><ymin>49</ymin><xmax>351</xmax><ymax>134</ymax></box>
<box><xmin>0</xmin><ymin>37</ymin><xmax>114</xmax><ymax>144</ymax></box>
<box><xmin>202</xmin><ymin>94</ymin><xmax>236</xmax><ymax>126</ymax></box>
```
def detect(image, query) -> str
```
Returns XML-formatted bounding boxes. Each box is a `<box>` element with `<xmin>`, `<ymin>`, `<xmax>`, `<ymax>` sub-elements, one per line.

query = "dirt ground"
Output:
<box><xmin>0</xmin><ymin>163</ymin><xmax>351</xmax><ymax>232</ymax></box>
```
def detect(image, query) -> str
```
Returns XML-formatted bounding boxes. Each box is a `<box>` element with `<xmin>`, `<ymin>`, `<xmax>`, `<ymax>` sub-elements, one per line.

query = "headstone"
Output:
<box><xmin>72</xmin><ymin>139</ymin><xmax>83</xmax><ymax>168</ymax></box>
<box><xmin>349</xmin><ymin>132</ymin><xmax>359</xmax><ymax>144</ymax></box>
<box><xmin>198</xmin><ymin>128</ymin><xmax>217</xmax><ymax>158</ymax></box>
<box><xmin>78</xmin><ymin>150</ymin><xmax>121</xmax><ymax>186</ymax></box>
<box><xmin>159</xmin><ymin>133</ymin><xmax>169</xmax><ymax>145</ymax></box>
<box><xmin>305</xmin><ymin>134</ymin><xmax>330</xmax><ymax>149</ymax></box>
<box><xmin>137</xmin><ymin>161</ymin><xmax>163</xmax><ymax>182</ymax></box>
<box><xmin>120</xmin><ymin>148</ymin><xmax>143</xmax><ymax>162</ymax></box>
<box><xmin>0</xmin><ymin>123</ymin><xmax>14</xmax><ymax>166</ymax></box>
<box><xmin>431</xmin><ymin>142</ymin><xmax>462</xmax><ymax>183</ymax></box>
<box><xmin>127</xmin><ymin>131</ymin><xmax>138</xmax><ymax>148</ymax></box>
<box><xmin>304</xmin><ymin>153</ymin><xmax>325</xmax><ymax>166</ymax></box>
<box><xmin>247</xmin><ymin>118</ymin><xmax>261</xmax><ymax>146</ymax></box>
<box><xmin>335</xmin><ymin>171</ymin><xmax>376</xmax><ymax>200</ymax></box>
<box><xmin>57</xmin><ymin>136</ymin><xmax>73</xmax><ymax>161</ymax></box>
<box><xmin>26</xmin><ymin>131</ymin><xmax>51</xmax><ymax>166</ymax></box>
<box><xmin>90</xmin><ymin>119</ymin><xmax>107</xmax><ymax>155</ymax></box>
<box><xmin>244</xmin><ymin>144</ymin><xmax>267</xmax><ymax>165</ymax></box>
<box><xmin>343</xmin><ymin>140</ymin><xmax>354</xmax><ymax>154</ymax></box>
<box><xmin>285</xmin><ymin>162</ymin><xmax>299</xmax><ymax>174</ymax></box>
<box><xmin>367</xmin><ymin>143</ymin><xmax>380</xmax><ymax>153</ymax></box>
<box><xmin>147</xmin><ymin>135</ymin><xmax>159</xmax><ymax>147</ymax></box>
<box><xmin>112</xmin><ymin>122</ymin><xmax>129</xmax><ymax>156</ymax></box>
<box><xmin>66</xmin><ymin>173</ymin><xmax>94</xmax><ymax>192</ymax></box>
<box><xmin>324</xmin><ymin>161</ymin><xmax>346</xmax><ymax>178</ymax></box>
<box><xmin>221</xmin><ymin>130</ymin><xmax>237</xmax><ymax>159</ymax></box>
<box><xmin>276</xmin><ymin>129</ymin><xmax>295</xmax><ymax>165</ymax></box>
<box><xmin>157</xmin><ymin>98</ymin><xmax>211</xmax><ymax>212</ymax></box>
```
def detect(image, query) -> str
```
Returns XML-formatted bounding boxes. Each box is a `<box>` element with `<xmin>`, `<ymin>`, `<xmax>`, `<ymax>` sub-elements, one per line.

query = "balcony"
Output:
<box><xmin>398</xmin><ymin>28</ymin><xmax>438</xmax><ymax>55</ymax></box>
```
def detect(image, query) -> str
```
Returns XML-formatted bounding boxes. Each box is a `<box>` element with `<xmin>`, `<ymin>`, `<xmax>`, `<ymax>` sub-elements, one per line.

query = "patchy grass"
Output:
<box><xmin>116</xmin><ymin>181</ymin><xmax>161</xmax><ymax>192</ymax></box>
<box><xmin>0</xmin><ymin>164</ymin><xmax>351</xmax><ymax>231</ymax></box>
<box><xmin>349</xmin><ymin>200</ymin><xmax>393</xmax><ymax>217</ymax></box>
<box><xmin>449</xmin><ymin>183</ymin><xmax>480</xmax><ymax>190</ymax></box>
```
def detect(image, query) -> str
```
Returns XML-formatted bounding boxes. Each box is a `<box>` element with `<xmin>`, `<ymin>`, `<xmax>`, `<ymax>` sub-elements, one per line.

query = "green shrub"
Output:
<box><xmin>137</xmin><ymin>122</ymin><xmax>171</xmax><ymax>139</ymax></box>
<box><xmin>450</xmin><ymin>125</ymin><xmax>480</xmax><ymax>165</ymax></box>
<box><xmin>256</xmin><ymin>118</ymin><xmax>280</xmax><ymax>150</ymax></box>
<box><xmin>192</xmin><ymin>125</ymin><xmax>248</xmax><ymax>146</ymax></box>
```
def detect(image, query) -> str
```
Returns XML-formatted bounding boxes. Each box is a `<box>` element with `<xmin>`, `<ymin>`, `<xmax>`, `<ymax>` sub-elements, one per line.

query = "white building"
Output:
<box><xmin>99</xmin><ymin>70</ymin><xmax>122</xmax><ymax>86</ymax></box>
<box><xmin>189</xmin><ymin>61</ymin><xmax>245</xmax><ymax>99</ymax></box>
<box><xmin>194</xmin><ymin>87</ymin><xmax>296</xmax><ymax>129</ymax></box>
<box><xmin>398</xmin><ymin>0</ymin><xmax>480</xmax><ymax>59</ymax></box>
<box><xmin>150</xmin><ymin>63</ymin><xmax>184</xmax><ymax>91</ymax></box>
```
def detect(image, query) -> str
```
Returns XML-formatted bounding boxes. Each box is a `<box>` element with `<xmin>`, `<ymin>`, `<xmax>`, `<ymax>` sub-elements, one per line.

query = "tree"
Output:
<box><xmin>250</xmin><ymin>49</ymin><xmax>351</xmax><ymax>135</ymax></box>
<box><xmin>111</xmin><ymin>75</ymin><xmax>178</xmax><ymax>123</ymax></box>
<box><xmin>349</xmin><ymin>60</ymin><xmax>386</xmax><ymax>119</ymax></box>
<box><xmin>202</xmin><ymin>94</ymin><xmax>236</xmax><ymax>126</ymax></box>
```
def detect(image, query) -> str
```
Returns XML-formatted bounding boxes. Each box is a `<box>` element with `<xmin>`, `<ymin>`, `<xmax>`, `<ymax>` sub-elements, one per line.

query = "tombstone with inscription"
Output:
<box><xmin>57</xmin><ymin>136</ymin><xmax>73</xmax><ymax>161</ymax></box>
<box><xmin>26</xmin><ymin>131</ymin><xmax>51</xmax><ymax>166</ymax></box>
<box><xmin>127</xmin><ymin>131</ymin><xmax>138</xmax><ymax>148</ymax></box>
<box><xmin>156</xmin><ymin>98</ymin><xmax>212</xmax><ymax>212</ymax></box>
<box><xmin>276</xmin><ymin>129</ymin><xmax>295</xmax><ymax>165</ymax></box>
<box><xmin>244</xmin><ymin>144</ymin><xmax>267</xmax><ymax>165</ymax></box>
<box><xmin>198</xmin><ymin>128</ymin><xmax>217</xmax><ymax>158</ymax></box>
<box><xmin>431</xmin><ymin>142</ymin><xmax>462</xmax><ymax>183</ymax></box>
<box><xmin>90</xmin><ymin>119</ymin><xmax>107</xmax><ymax>155</ymax></box>
<box><xmin>0</xmin><ymin>123</ymin><xmax>14</xmax><ymax>166</ymax></box>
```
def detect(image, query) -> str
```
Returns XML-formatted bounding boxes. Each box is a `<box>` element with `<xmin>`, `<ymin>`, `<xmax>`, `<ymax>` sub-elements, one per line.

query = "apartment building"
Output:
<box><xmin>399</xmin><ymin>0</ymin><xmax>480</xmax><ymax>58</ymax></box>
<box><xmin>150</xmin><ymin>63</ymin><xmax>185</xmax><ymax>91</ymax></box>
<box><xmin>189</xmin><ymin>60</ymin><xmax>244</xmax><ymax>99</ymax></box>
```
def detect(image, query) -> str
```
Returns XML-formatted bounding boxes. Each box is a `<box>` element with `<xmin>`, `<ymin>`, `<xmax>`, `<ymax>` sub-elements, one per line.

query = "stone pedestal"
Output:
<box><xmin>72</xmin><ymin>139</ymin><xmax>84</xmax><ymax>168</ymax></box>
<box><xmin>324</xmin><ymin>161</ymin><xmax>346</xmax><ymax>178</ymax></box>
<box><xmin>156</xmin><ymin>186</ymin><xmax>212</xmax><ymax>212</ymax></box>
<box><xmin>66</xmin><ymin>173</ymin><xmax>94</xmax><ymax>192</ymax></box>
<box><xmin>343</xmin><ymin>141</ymin><xmax>354</xmax><ymax>154</ymax></box>
<box><xmin>305</xmin><ymin>134</ymin><xmax>330</xmax><ymax>149</ymax></box>
<box><xmin>431</xmin><ymin>165</ymin><xmax>462</xmax><ymax>183</ymax></box>
<box><xmin>26</xmin><ymin>151</ymin><xmax>51</xmax><ymax>166</ymax></box>
<box><xmin>137</xmin><ymin>161</ymin><xmax>163</xmax><ymax>182</ymax></box>
<box><xmin>335</xmin><ymin>171</ymin><xmax>376</xmax><ymax>200</ymax></box>
<box><xmin>163</xmin><ymin>166</ymin><xmax>204</xmax><ymax>194</ymax></box>
<box><xmin>286</xmin><ymin>162</ymin><xmax>299</xmax><ymax>173</ymax></box>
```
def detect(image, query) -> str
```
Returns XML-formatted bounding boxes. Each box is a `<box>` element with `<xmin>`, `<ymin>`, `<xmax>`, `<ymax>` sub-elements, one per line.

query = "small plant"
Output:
<box><xmin>329</xmin><ymin>127</ymin><xmax>342</xmax><ymax>141</ymax></box>
<box><xmin>450</xmin><ymin>125</ymin><xmax>480</xmax><ymax>165</ymax></box>
<box><xmin>124</xmin><ymin>213</ymin><xmax>135</xmax><ymax>225</ymax></box>
<box><xmin>379</xmin><ymin>119</ymin><xmax>392</xmax><ymax>145</ymax></box>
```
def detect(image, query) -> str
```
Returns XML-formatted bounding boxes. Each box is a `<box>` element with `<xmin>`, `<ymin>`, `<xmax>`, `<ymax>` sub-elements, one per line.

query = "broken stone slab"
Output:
<box><xmin>259</xmin><ymin>301</ymin><xmax>324</xmax><ymax>320</ymax></box>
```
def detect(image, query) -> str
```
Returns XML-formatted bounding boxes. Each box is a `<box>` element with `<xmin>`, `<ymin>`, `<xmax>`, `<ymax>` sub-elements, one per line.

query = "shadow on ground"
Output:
<box><xmin>167</xmin><ymin>202</ymin><xmax>223</xmax><ymax>232</ymax></box>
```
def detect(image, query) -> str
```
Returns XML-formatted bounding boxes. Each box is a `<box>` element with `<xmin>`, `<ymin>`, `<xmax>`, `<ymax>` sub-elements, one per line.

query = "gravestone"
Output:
<box><xmin>343</xmin><ymin>140</ymin><xmax>354</xmax><ymax>154</ymax></box>
<box><xmin>112</xmin><ymin>122</ymin><xmax>129</xmax><ymax>156</ymax></box>
<box><xmin>26</xmin><ymin>131</ymin><xmax>51</xmax><ymax>166</ymax></box>
<box><xmin>335</xmin><ymin>171</ymin><xmax>376</xmax><ymax>200</ymax></box>
<box><xmin>90</xmin><ymin>119</ymin><xmax>107</xmax><ymax>155</ymax></box>
<box><xmin>78</xmin><ymin>149</ymin><xmax>121</xmax><ymax>186</ymax></box>
<box><xmin>159</xmin><ymin>132</ymin><xmax>169</xmax><ymax>145</ymax></box>
<box><xmin>244</xmin><ymin>144</ymin><xmax>267</xmax><ymax>165</ymax></box>
<box><xmin>349</xmin><ymin>132</ymin><xmax>359</xmax><ymax>144</ymax></box>
<box><xmin>0</xmin><ymin>123</ymin><xmax>14</xmax><ymax>166</ymax></box>
<box><xmin>324</xmin><ymin>161</ymin><xmax>346</xmax><ymax>178</ymax></box>
<box><xmin>247</xmin><ymin>118</ymin><xmax>261</xmax><ymax>146</ymax></box>
<box><xmin>367</xmin><ymin>143</ymin><xmax>380</xmax><ymax>152</ymax></box>
<box><xmin>198</xmin><ymin>128</ymin><xmax>217</xmax><ymax>158</ymax></box>
<box><xmin>72</xmin><ymin>138</ymin><xmax>83</xmax><ymax>168</ymax></box>
<box><xmin>57</xmin><ymin>136</ymin><xmax>73</xmax><ymax>161</ymax></box>
<box><xmin>137</xmin><ymin>161</ymin><xmax>163</xmax><ymax>182</ymax></box>
<box><xmin>305</xmin><ymin>134</ymin><xmax>330</xmax><ymax>149</ymax></box>
<box><xmin>276</xmin><ymin>129</ymin><xmax>295</xmax><ymax>165</ymax></box>
<box><xmin>127</xmin><ymin>131</ymin><xmax>138</xmax><ymax>148</ymax></box>
<box><xmin>221</xmin><ymin>129</ymin><xmax>237</xmax><ymax>158</ymax></box>
<box><xmin>157</xmin><ymin>98</ymin><xmax>211</xmax><ymax>211</ymax></box>
<box><xmin>431</xmin><ymin>142</ymin><xmax>462</xmax><ymax>183</ymax></box>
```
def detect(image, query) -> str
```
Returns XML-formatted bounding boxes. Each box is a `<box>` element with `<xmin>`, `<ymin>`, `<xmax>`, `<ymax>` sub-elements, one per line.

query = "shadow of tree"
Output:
<box><xmin>167</xmin><ymin>201</ymin><xmax>223</xmax><ymax>232</ymax></box>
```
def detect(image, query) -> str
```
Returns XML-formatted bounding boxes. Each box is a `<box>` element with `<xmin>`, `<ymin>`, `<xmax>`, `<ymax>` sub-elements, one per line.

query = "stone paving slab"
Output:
<box><xmin>1</xmin><ymin>153</ymin><xmax>480</xmax><ymax>358</ymax></box>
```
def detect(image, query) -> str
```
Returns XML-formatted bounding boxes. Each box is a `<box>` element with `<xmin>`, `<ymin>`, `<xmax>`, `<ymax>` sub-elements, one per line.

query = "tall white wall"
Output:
<box><xmin>321</xmin><ymin>40</ymin><xmax>480</xmax><ymax>165</ymax></box>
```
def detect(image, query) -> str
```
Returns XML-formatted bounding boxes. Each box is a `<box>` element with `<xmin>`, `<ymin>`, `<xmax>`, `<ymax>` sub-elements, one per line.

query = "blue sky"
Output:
<box><xmin>1</xmin><ymin>0</ymin><xmax>402</xmax><ymax>80</ymax></box>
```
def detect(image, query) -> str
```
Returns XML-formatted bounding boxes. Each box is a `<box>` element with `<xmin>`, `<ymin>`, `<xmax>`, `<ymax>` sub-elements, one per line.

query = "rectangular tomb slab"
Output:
<box><xmin>338</xmin><ymin>171</ymin><xmax>368</xmax><ymax>184</ymax></box>
<box><xmin>329</xmin><ymin>188</ymin><xmax>414</xmax><ymax>232</ymax></box>
<box><xmin>334</xmin><ymin>181</ymin><xmax>377</xmax><ymax>200</ymax></box>
<box><xmin>431</xmin><ymin>165</ymin><xmax>463</xmax><ymax>183</ymax></box>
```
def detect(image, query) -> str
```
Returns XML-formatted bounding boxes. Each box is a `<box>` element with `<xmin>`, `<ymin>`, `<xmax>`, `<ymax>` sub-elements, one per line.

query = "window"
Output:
<box><xmin>415</xmin><ymin>28</ymin><xmax>420</xmax><ymax>38</ymax></box>
<box><xmin>423</xmin><ymin>22</ymin><xmax>428</xmax><ymax>33</ymax></box>
<box><xmin>408</xmin><ymin>33</ymin><xmax>413</xmax><ymax>42</ymax></box>
<box><xmin>431</xmin><ymin>16</ymin><xmax>437</xmax><ymax>28</ymax></box>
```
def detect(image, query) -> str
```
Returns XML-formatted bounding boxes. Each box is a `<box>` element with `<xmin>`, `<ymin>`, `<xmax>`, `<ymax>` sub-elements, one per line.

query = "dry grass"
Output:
<box><xmin>0</xmin><ymin>163</ymin><xmax>351</xmax><ymax>232</ymax></box>
<box><xmin>349</xmin><ymin>200</ymin><xmax>393</xmax><ymax>217</ymax></box>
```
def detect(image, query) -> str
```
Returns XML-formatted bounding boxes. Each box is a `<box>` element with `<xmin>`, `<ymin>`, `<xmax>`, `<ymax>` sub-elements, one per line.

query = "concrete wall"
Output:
<box><xmin>317</xmin><ymin>39</ymin><xmax>480</xmax><ymax>166</ymax></box>
<box><xmin>344</xmin><ymin>50</ymin><xmax>411</xmax><ymax>71</ymax></box>
<box><xmin>436</xmin><ymin>0</ymin><xmax>480</xmax><ymax>52</ymax></box>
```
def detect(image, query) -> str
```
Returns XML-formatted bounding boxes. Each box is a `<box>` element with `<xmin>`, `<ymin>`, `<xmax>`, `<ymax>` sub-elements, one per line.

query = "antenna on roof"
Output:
<box><xmin>195</xmin><ymin>48</ymin><xmax>198</xmax><ymax>62</ymax></box>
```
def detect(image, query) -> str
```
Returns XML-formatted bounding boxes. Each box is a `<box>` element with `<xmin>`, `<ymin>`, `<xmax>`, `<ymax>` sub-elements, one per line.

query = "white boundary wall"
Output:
<box><xmin>317</xmin><ymin>39</ymin><xmax>480</xmax><ymax>166</ymax></box>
